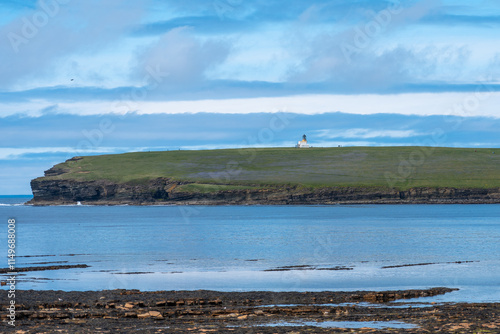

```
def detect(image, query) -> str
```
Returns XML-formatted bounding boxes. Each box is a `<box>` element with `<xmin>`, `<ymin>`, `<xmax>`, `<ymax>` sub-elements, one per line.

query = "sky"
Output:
<box><xmin>1</xmin><ymin>0</ymin><xmax>500</xmax><ymax>194</ymax></box>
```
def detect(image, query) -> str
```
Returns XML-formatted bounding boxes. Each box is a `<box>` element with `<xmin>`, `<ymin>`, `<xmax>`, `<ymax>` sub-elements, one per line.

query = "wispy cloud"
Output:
<box><xmin>314</xmin><ymin>129</ymin><xmax>422</xmax><ymax>139</ymax></box>
<box><xmin>2</xmin><ymin>92</ymin><xmax>500</xmax><ymax>118</ymax></box>
<box><xmin>421</xmin><ymin>14</ymin><xmax>500</xmax><ymax>26</ymax></box>
<box><xmin>0</xmin><ymin>147</ymin><xmax>119</xmax><ymax>160</ymax></box>
<box><xmin>133</xmin><ymin>26</ymin><xmax>231</xmax><ymax>87</ymax></box>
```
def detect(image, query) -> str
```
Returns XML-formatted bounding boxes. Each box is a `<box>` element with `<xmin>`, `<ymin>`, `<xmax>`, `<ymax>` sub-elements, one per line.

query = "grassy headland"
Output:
<box><xmin>37</xmin><ymin>146</ymin><xmax>500</xmax><ymax>191</ymax></box>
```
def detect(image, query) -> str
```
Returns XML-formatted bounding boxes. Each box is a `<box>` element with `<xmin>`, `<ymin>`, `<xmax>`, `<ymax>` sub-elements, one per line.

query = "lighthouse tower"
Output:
<box><xmin>296</xmin><ymin>134</ymin><xmax>310</xmax><ymax>148</ymax></box>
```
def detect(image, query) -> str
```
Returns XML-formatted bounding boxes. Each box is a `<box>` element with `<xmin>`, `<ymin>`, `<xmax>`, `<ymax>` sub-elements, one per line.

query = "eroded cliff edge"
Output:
<box><xmin>29</xmin><ymin>177</ymin><xmax>500</xmax><ymax>205</ymax></box>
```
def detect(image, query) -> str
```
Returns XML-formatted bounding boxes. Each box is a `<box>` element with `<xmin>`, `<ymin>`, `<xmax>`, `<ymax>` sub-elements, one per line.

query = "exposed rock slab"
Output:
<box><xmin>2</xmin><ymin>288</ymin><xmax>499</xmax><ymax>333</ymax></box>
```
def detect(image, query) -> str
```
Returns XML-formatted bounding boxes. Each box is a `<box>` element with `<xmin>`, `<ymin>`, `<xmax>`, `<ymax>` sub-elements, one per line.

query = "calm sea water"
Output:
<box><xmin>0</xmin><ymin>196</ymin><xmax>499</xmax><ymax>303</ymax></box>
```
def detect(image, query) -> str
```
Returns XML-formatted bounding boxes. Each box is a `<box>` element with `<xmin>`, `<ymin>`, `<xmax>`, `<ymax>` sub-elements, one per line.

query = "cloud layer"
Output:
<box><xmin>1</xmin><ymin>0</ymin><xmax>500</xmax><ymax>102</ymax></box>
<box><xmin>2</xmin><ymin>1</ymin><xmax>500</xmax><ymax>194</ymax></box>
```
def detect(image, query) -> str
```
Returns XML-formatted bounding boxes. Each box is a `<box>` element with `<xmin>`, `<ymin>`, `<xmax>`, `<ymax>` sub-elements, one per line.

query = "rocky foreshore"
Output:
<box><xmin>29</xmin><ymin>177</ymin><xmax>500</xmax><ymax>205</ymax></box>
<box><xmin>2</xmin><ymin>288</ymin><xmax>499</xmax><ymax>333</ymax></box>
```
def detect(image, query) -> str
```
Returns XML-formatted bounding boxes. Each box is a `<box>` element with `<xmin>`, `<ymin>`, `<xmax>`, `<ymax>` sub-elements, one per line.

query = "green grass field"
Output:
<box><xmin>38</xmin><ymin>147</ymin><xmax>500</xmax><ymax>191</ymax></box>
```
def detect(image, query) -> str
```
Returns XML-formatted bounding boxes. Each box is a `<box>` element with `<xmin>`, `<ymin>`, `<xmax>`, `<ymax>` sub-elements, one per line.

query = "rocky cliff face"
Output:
<box><xmin>29</xmin><ymin>177</ymin><xmax>500</xmax><ymax>205</ymax></box>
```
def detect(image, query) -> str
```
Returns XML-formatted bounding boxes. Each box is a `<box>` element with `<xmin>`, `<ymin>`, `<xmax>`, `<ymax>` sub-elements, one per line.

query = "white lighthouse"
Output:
<box><xmin>296</xmin><ymin>134</ymin><xmax>310</xmax><ymax>148</ymax></box>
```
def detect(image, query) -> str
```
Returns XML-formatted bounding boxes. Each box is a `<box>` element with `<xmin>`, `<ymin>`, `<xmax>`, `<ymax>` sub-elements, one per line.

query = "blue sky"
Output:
<box><xmin>1</xmin><ymin>0</ymin><xmax>500</xmax><ymax>194</ymax></box>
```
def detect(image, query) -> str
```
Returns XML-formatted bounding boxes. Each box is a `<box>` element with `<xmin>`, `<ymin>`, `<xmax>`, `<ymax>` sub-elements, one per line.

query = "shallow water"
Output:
<box><xmin>250</xmin><ymin>320</ymin><xmax>419</xmax><ymax>329</ymax></box>
<box><xmin>0</xmin><ymin>197</ymin><xmax>499</xmax><ymax>302</ymax></box>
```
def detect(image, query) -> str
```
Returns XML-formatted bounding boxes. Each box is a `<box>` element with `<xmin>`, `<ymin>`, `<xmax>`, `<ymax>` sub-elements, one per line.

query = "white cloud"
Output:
<box><xmin>0</xmin><ymin>147</ymin><xmax>118</xmax><ymax>160</ymax></box>
<box><xmin>134</xmin><ymin>27</ymin><xmax>231</xmax><ymax>86</ymax></box>
<box><xmin>2</xmin><ymin>92</ymin><xmax>500</xmax><ymax>118</ymax></box>
<box><xmin>314</xmin><ymin>128</ymin><xmax>421</xmax><ymax>139</ymax></box>
<box><xmin>310</xmin><ymin>140</ymin><xmax>417</xmax><ymax>147</ymax></box>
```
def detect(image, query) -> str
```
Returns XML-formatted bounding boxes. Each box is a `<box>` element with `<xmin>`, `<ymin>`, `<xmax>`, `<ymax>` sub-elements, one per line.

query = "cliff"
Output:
<box><xmin>29</xmin><ymin>177</ymin><xmax>500</xmax><ymax>205</ymax></box>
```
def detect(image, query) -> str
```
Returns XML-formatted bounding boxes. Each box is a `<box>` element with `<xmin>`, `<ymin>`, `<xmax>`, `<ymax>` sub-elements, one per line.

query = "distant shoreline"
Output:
<box><xmin>27</xmin><ymin>199</ymin><xmax>500</xmax><ymax>206</ymax></box>
<box><xmin>28</xmin><ymin>181</ymin><xmax>500</xmax><ymax>206</ymax></box>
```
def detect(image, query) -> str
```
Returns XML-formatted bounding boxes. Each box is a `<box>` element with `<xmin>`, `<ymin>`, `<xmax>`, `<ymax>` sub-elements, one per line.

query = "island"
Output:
<box><xmin>29</xmin><ymin>147</ymin><xmax>500</xmax><ymax>205</ymax></box>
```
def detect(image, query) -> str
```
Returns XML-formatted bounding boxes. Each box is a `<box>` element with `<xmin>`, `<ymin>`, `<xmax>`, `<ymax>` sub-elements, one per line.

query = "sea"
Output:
<box><xmin>1</xmin><ymin>195</ymin><xmax>499</xmax><ymax>303</ymax></box>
